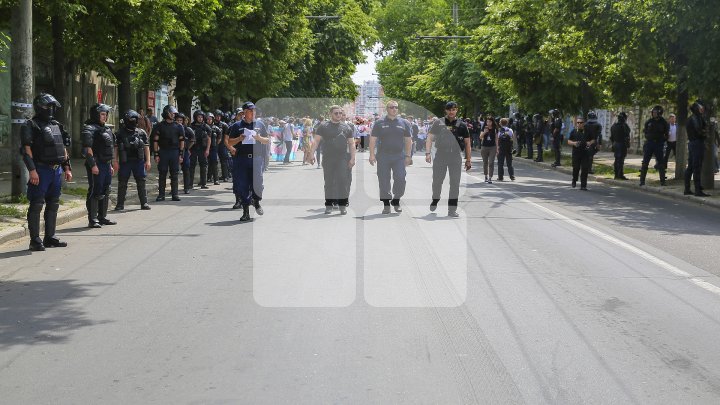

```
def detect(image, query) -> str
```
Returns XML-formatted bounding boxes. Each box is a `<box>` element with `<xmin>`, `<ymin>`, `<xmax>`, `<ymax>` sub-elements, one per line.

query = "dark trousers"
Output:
<box><xmin>432</xmin><ymin>152</ymin><xmax>462</xmax><ymax>206</ymax></box>
<box><xmin>322</xmin><ymin>157</ymin><xmax>351</xmax><ymax>206</ymax></box>
<box><xmin>536</xmin><ymin>144</ymin><xmax>544</xmax><ymax>161</ymax></box>
<box><xmin>552</xmin><ymin>137</ymin><xmax>562</xmax><ymax>164</ymax></box>
<box><xmin>377</xmin><ymin>153</ymin><xmax>406</xmax><ymax>201</ymax></box>
<box><xmin>87</xmin><ymin>161</ymin><xmax>112</xmax><ymax>200</ymax></box>
<box><xmin>684</xmin><ymin>139</ymin><xmax>705</xmax><ymax>192</ymax></box>
<box><xmin>664</xmin><ymin>141</ymin><xmax>677</xmax><ymax>164</ymax></box>
<box><xmin>526</xmin><ymin>135</ymin><xmax>534</xmax><ymax>159</ymax></box>
<box><xmin>26</xmin><ymin>163</ymin><xmax>63</xmax><ymax>240</ymax></box>
<box><xmin>497</xmin><ymin>147</ymin><xmax>514</xmax><ymax>179</ymax></box>
<box><xmin>232</xmin><ymin>155</ymin><xmax>264</xmax><ymax>205</ymax></box>
<box><xmin>613</xmin><ymin>143</ymin><xmax>628</xmax><ymax>178</ymax></box>
<box><xmin>284</xmin><ymin>140</ymin><xmax>293</xmax><ymax>163</ymax></box>
<box><xmin>572</xmin><ymin>150</ymin><xmax>591</xmax><ymax>188</ymax></box>
<box><xmin>189</xmin><ymin>148</ymin><xmax>208</xmax><ymax>187</ymax></box>
<box><xmin>641</xmin><ymin>140</ymin><xmax>665</xmax><ymax>171</ymax></box>
<box><xmin>158</xmin><ymin>148</ymin><xmax>180</xmax><ymax>197</ymax></box>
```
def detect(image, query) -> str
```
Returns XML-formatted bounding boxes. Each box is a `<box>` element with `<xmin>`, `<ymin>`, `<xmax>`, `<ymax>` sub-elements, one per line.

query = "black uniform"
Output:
<box><xmin>569</xmin><ymin>127</ymin><xmax>595</xmax><ymax>189</ymax></box>
<box><xmin>207</xmin><ymin>123</ymin><xmax>221</xmax><ymax>184</ymax></box>
<box><xmin>429</xmin><ymin>118</ymin><xmax>469</xmax><ymax>212</ymax></box>
<box><xmin>114</xmin><ymin>124</ymin><xmax>150</xmax><ymax>210</ymax></box>
<box><xmin>584</xmin><ymin>118</ymin><xmax>602</xmax><ymax>172</ymax></box>
<box><xmin>533</xmin><ymin>115</ymin><xmax>545</xmax><ymax>161</ymax></box>
<box><xmin>316</xmin><ymin>121</ymin><xmax>355</xmax><ymax>209</ymax></box>
<box><xmin>550</xmin><ymin>117</ymin><xmax>564</xmax><ymax>166</ymax></box>
<box><xmin>610</xmin><ymin>120</ymin><xmax>631</xmax><ymax>179</ymax></box>
<box><xmin>216</xmin><ymin>120</ymin><xmax>231</xmax><ymax>181</ymax></box>
<box><xmin>190</xmin><ymin>120</ymin><xmax>212</xmax><ymax>189</ymax></box>
<box><xmin>82</xmin><ymin>119</ymin><xmax>116</xmax><ymax>227</ymax></box>
<box><xmin>181</xmin><ymin>123</ymin><xmax>196</xmax><ymax>193</ymax></box>
<box><xmin>20</xmin><ymin>96</ymin><xmax>72</xmax><ymax>251</ymax></box>
<box><xmin>640</xmin><ymin>117</ymin><xmax>669</xmax><ymax>185</ymax></box>
<box><xmin>152</xmin><ymin>120</ymin><xmax>185</xmax><ymax>200</ymax></box>
<box><xmin>684</xmin><ymin>105</ymin><xmax>708</xmax><ymax>196</ymax></box>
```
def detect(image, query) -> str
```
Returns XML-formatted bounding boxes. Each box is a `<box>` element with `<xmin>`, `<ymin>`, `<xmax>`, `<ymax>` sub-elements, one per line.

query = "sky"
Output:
<box><xmin>352</xmin><ymin>50</ymin><xmax>378</xmax><ymax>86</ymax></box>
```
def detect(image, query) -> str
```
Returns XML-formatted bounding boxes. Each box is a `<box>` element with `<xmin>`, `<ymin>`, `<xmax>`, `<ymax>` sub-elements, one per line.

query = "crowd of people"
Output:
<box><xmin>17</xmin><ymin>93</ymin><xmax>720</xmax><ymax>252</ymax></box>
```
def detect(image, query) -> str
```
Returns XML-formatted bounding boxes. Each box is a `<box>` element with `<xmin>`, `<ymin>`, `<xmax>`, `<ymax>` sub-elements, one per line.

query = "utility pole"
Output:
<box><xmin>10</xmin><ymin>0</ymin><xmax>33</xmax><ymax>199</ymax></box>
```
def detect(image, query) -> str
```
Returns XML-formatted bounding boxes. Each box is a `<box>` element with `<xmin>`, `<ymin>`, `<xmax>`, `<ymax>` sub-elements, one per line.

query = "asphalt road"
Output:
<box><xmin>1</xmin><ymin>153</ymin><xmax>719</xmax><ymax>404</ymax></box>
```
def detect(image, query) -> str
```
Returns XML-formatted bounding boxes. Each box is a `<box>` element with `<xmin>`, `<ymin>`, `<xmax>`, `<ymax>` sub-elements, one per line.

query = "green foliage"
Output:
<box><xmin>0</xmin><ymin>204</ymin><xmax>25</xmax><ymax>218</ymax></box>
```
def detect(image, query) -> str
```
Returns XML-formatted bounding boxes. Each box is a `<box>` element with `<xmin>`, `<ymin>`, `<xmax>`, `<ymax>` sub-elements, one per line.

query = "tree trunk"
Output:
<box><xmin>116</xmin><ymin>64</ymin><xmax>132</xmax><ymax>115</ymax></box>
<box><xmin>675</xmin><ymin>86</ymin><xmax>688</xmax><ymax>180</ymax></box>
<box><xmin>51</xmin><ymin>14</ymin><xmax>67</xmax><ymax>122</ymax></box>
<box><xmin>175</xmin><ymin>69</ymin><xmax>193</xmax><ymax>114</ymax></box>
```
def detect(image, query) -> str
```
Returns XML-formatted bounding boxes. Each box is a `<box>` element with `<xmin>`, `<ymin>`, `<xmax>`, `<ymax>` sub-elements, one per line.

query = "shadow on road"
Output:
<box><xmin>0</xmin><ymin>279</ymin><xmax>110</xmax><ymax>349</ymax></box>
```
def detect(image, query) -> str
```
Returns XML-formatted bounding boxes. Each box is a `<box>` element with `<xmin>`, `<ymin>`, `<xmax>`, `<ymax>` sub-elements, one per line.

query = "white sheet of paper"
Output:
<box><xmin>242</xmin><ymin>129</ymin><xmax>257</xmax><ymax>144</ymax></box>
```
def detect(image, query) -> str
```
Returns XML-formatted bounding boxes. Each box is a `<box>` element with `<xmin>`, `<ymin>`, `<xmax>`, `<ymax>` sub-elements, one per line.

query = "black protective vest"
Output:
<box><xmin>86</xmin><ymin>124</ymin><xmax>114</xmax><ymax>163</ymax></box>
<box><xmin>117</xmin><ymin>127</ymin><xmax>146</xmax><ymax>162</ymax></box>
<box><xmin>155</xmin><ymin>121</ymin><xmax>183</xmax><ymax>149</ymax></box>
<box><xmin>191</xmin><ymin>122</ymin><xmax>211</xmax><ymax>149</ymax></box>
<box><xmin>31</xmin><ymin>120</ymin><xmax>67</xmax><ymax>164</ymax></box>
<box><xmin>644</xmin><ymin>118</ymin><xmax>669</xmax><ymax>142</ymax></box>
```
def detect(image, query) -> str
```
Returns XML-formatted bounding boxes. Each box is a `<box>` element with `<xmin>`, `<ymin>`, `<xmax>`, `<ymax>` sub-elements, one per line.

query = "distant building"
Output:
<box><xmin>355</xmin><ymin>80</ymin><xmax>384</xmax><ymax>118</ymax></box>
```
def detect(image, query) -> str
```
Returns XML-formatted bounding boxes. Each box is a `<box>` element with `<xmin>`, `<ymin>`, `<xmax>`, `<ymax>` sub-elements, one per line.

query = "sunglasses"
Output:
<box><xmin>387</xmin><ymin>106</ymin><xmax>398</xmax><ymax>110</ymax></box>
<box><xmin>332</xmin><ymin>111</ymin><xmax>343</xmax><ymax>115</ymax></box>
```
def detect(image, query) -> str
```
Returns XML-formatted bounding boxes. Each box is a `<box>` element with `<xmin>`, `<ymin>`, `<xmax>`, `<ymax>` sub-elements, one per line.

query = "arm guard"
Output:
<box><xmin>22</xmin><ymin>150</ymin><xmax>36</xmax><ymax>171</ymax></box>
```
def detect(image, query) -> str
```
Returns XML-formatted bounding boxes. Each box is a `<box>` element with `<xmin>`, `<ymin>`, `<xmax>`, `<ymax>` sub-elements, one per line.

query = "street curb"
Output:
<box><xmin>523</xmin><ymin>159</ymin><xmax>720</xmax><ymax>210</ymax></box>
<box><xmin>0</xmin><ymin>191</ymin><xmax>139</xmax><ymax>247</ymax></box>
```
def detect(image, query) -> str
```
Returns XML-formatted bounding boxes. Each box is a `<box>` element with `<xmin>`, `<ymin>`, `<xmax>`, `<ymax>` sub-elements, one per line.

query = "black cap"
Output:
<box><xmin>242</xmin><ymin>102</ymin><xmax>256</xmax><ymax>110</ymax></box>
<box><xmin>445</xmin><ymin>101</ymin><xmax>458</xmax><ymax>110</ymax></box>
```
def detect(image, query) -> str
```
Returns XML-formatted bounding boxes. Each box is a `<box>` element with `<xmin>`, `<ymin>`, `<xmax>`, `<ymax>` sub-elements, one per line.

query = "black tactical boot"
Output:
<box><xmin>200</xmin><ymin>166</ymin><xmax>208</xmax><ymax>189</ymax></box>
<box><xmin>43</xmin><ymin>200</ymin><xmax>67</xmax><ymax>247</ymax></box>
<box><xmin>98</xmin><ymin>196</ymin><xmax>117</xmax><ymax>225</ymax></box>
<box><xmin>28</xmin><ymin>203</ymin><xmax>45</xmax><ymax>251</ymax></box>
<box><xmin>115</xmin><ymin>176</ymin><xmax>129</xmax><ymax>210</ymax></box>
<box><xmin>171</xmin><ymin>175</ymin><xmax>181</xmax><ymax>201</ymax></box>
<box><xmin>88</xmin><ymin>198</ymin><xmax>102</xmax><ymax>228</ymax></box>
<box><xmin>156</xmin><ymin>171</ymin><xmax>167</xmax><ymax>201</ymax></box>
<box><xmin>232</xmin><ymin>195</ymin><xmax>242</xmax><ymax>209</ymax></box>
<box><xmin>136</xmin><ymin>177</ymin><xmax>151</xmax><ymax>210</ymax></box>
<box><xmin>240</xmin><ymin>204</ymin><xmax>251</xmax><ymax>222</ymax></box>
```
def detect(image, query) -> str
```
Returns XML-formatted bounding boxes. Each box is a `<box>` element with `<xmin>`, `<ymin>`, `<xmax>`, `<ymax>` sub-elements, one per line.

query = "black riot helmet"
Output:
<box><xmin>214</xmin><ymin>109</ymin><xmax>224</xmax><ymax>117</ymax></box>
<box><xmin>33</xmin><ymin>93</ymin><xmax>62</xmax><ymax>121</ymax></box>
<box><xmin>192</xmin><ymin>110</ymin><xmax>205</xmax><ymax>123</ymax></box>
<box><xmin>162</xmin><ymin>104</ymin><xmax>178</xmax><ymax>120</ymax></box>
<box><xmin>533</xmin><ymin>113</ymin><xmax>541</xmax><ymax>122</ymax></box>
<box><xmin>550</xmin><ymin>109</ymin><xmax>561</xmax><ymax>118</ymax></box>
<box><xmin>206</xmin><ymin>112</ymin><xmax>215</xmax><ymax>123</ymax></box>
<box><xmin>123</xmin><ymin>109</ymin><xmax>140</xmax><ymax>130</ymax></box>
<box><xmin>651</xmin><ymin>105</ymin><xmax>664</xmax><ymax>118</ymax></box>
<box><xmin>587</xmin><ymin>110</ymin><xmax>598</xmax><ymax>120</ymax></box>
<box><xmin>513</xmin><ymin>112</ymin><xmax>522</xmax><ymax>120</ymax></box>
<box><xmin>690</xmin><ymin>100</ymin><xmax>705</xmax><ymax>116</ymax></box>
<box><xmin>175</xmin><ymin>112</ymin><xmax>186</xmax><ymax>124</ymax></box>
<box><xmin>89</xmin><ymin>103</ymin><xmax>112</xmax><ymax>124</ymax></box>
<box><xmin>617</xmin><ymin>112</ymin><xmax>628</xmax><ymax>123</ymax></box>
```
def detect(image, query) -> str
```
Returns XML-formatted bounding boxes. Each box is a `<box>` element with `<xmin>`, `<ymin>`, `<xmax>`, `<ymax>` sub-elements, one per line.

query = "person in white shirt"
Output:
<box><xmin>282</xmin><ymin>118</ymin><xmax>295</xmax><ymax>164</ymax></box>
<box><xmin>664</xmin><ymin>113</ymin><xmax>678</xmax><ymax>164</ymax></box>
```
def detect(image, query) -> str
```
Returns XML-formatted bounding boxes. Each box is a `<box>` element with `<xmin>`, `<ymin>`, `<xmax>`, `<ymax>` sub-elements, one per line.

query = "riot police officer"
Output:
<box><xmin>533</xmin><ymin>113</ymin><xmax>545</xmax><ymax>162</ymax></box>
<box><xmin>684</xmin><ymin>101</ymin><xmax>710</xmax><ymax>197</ymax></box>
<box><xmin>227</xmin><ymin>102</ymin><xmax>271</xmax><ymax>221</ymax></box>
<box><xmin>114</xmin><ymin>110</ymin><xmax>151</xmax><ymax>211</ymax></box>
<box><xmin>206</xmin><ymin>112</ymin><xmax>221</xmax><ymax>185</ymax></box>
<box><xmin>175</xmin><ymin>112</ymin><xmax>195</xmax><ymax>194</ymax></box>
<box><xmin>151</xmin><ymin>105</ymin><xmax>185</xmax><ymax>201</ymax></box>
<box><xmin>189</xmin><ymin>110</ymin><xmax>211</xmax><ymax>190</ymax></box>
<box><xmin>640</xmin><ymin>105</ymin><xmax>669</xmax><ymax>186</ymax></box>
<box><xmin>610</xmin><ymin>112</ymin><xmax>631</xmax><ymax>180</ymax></box>
<box><xmin>82</xmin><ymin>103</ymin><xmax>117</xmax><ymax>228</ymax></box>
<box><xmin>309</xmin><ymin>105</ymin><xmax>356</xmax><ymax>215</ymax></box>
<box><xmin>425</xmin><ymin>101</ymin><xmax>471</xmax><ymax>217</ymax></box>
<box><xmin>20</xmin><ymin>93</ymin><xmax>73</xmax><ymax>251</ymax></box>
<box><xmin>215</xmin><ymin>109</ymin><xmax>231</xmax><ymax>182</ymax></box>
<box><xmin>568</xmin><ymin>116</ymin><xmax>596</xmax><ymax>190</ymax></box>
<box><xmin>584</xmin><ymin>111</ymin><xmax>602</xmax><ymax>173</ymax></box>
<box><xmin>512</xmin><ymin>112</ymin><xmax>525</xmax><ymax>157</ymax></box>
<box><xmin>369</xmin><ymin>100</ymin><xmax>413</xmax><ymax>214</ymax></box>
<box><xmin>549</xmin><ymin>109</ymin><xmax>564</xmax><ymax>167</ymax></box>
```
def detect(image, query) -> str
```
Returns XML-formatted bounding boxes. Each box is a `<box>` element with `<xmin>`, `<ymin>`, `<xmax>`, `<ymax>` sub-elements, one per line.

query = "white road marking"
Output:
<box><xmin>467</xmin><ymin>173</ymin><xmax>720</xmax><ymax>297</ymax></box>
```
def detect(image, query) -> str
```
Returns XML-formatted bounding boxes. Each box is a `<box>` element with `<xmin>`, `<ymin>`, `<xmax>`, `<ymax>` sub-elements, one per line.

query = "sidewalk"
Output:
<box><xmin>519</xmin><ymin>148</ymin><xmax>720</xmax><ymax>209</ymax></box>
<box><xmin>0</xmin><ymin>158</ymin><xmax>151</xmax><ymax>246</ymax></box>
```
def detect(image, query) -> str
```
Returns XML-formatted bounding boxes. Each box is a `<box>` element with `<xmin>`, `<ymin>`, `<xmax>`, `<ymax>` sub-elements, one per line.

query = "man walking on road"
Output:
<box><xmin>568</xmin><ymin>116</ymin><xmax>595</xmax><ymax>190</ymax></box>
<box><xmin>309</xmin><ymin>105</ymin><xmax>356</xmax><ymax>215</ymax></box>
<box><xmin>20</xmin><ymin>93</ymin><xmax>73</xmax><ymax>251</ymax></box>
<box><xmin>425</xmin><ymin>101</ymin><xmax>471</xmax><ymax>217</ymax></box>
<box><xmin>369</xmin><ymin>100</ymin><xmax>413</xmax><ymax>214</ymax></box>
<box><xmin>227</xmin><ymin>102</ymin><xmax>270</xmax><ymax>221</ymax></box>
